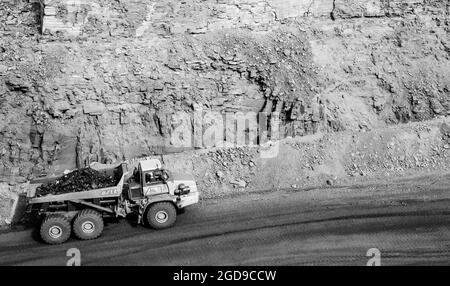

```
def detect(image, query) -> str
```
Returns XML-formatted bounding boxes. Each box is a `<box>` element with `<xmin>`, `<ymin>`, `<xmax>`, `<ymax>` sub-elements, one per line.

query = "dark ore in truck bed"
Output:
<box><xmin>35</xmin><ymin>168</ymin><xmax>117</xmax><ymax>197</ymax></box>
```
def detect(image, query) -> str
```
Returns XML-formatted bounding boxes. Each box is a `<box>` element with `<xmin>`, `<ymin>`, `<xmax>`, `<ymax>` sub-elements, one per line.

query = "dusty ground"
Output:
<box><xmin>0</xmin><ymin>172</ymin><xmax>448</xmax><ymax>266</ymax></box>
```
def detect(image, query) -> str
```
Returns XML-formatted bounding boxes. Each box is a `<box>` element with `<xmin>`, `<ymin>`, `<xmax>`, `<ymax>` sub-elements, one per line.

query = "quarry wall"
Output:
<box><xmin>0</xmin><ymin>0</ymin><xmax>449</xmax><ymax>184</ymax></box>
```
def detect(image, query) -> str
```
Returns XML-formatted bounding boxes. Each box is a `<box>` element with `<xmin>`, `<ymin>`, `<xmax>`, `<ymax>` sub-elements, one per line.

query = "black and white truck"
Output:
<box><xmin>9</xmin><ymin>159</ymin><xmax>199</xmax><ymax>244</ymax></box>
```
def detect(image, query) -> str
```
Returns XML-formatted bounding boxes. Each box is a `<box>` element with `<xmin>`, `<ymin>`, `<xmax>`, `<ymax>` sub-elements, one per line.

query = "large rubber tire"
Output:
<box><xmin>73</xmin><ymin>209</ymin><xmax>104</xmax><ymax>240</ymax></box>
<box><xmin>145</xmin><ymin>202</ymin><xmax>177</xmax><ymax>229</ymax></box>
<box><xmin>40</xmin><ymin>214</ymin><xmax>72</xmax><ymax>245</ymax></box>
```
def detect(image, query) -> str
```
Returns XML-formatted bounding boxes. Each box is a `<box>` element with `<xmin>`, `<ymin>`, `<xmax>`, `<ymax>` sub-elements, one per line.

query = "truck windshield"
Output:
<box><xmin>144</xmin><ymin>170</ymin><xmax>168</xmax><ymax>185</ymax></box>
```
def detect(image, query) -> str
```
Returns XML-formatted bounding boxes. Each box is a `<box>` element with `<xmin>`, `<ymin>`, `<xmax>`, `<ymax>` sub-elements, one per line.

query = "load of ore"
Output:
<box><xmin>36</xmin><ymin>168</ymin><xmax>117</xmax><ymax>197</ymax></box>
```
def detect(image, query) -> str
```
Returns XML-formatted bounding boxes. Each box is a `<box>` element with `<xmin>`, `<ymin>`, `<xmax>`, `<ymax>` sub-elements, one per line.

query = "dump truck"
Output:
<box><xmin>8</xmin><ymin>159</ymin><xmax>199</xmax><ymax>244</ymax></box>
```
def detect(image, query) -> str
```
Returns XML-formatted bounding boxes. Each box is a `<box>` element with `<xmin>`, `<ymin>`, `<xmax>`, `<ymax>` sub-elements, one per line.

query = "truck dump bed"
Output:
<box><xmin>28</xmin><ymin>163</ymin><xmax>130</xmax><ymax>204</ymax></box>
<box><xmin>28</xmin><ymin>174</ymin><xmax>127</xmax><ymax>204</ymax></box>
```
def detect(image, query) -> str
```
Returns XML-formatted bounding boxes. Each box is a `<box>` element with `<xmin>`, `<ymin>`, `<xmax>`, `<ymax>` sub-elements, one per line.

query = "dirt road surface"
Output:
<box><xmin>0</xmin><ymin>173</ymin><xmax>449</xmax><ymax>266</ymax></box>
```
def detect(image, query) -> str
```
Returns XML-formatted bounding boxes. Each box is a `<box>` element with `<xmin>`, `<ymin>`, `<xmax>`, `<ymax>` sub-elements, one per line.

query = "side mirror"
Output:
<box><xmin>162</xmin><ymin>171</ymin><xmax>169</xmax><ymax>182</ymax></box>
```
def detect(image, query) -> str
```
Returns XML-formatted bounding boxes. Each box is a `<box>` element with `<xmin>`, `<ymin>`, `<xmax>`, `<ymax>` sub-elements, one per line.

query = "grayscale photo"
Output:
<box><xmin>0</xmin><ymin>0</ymin><xmax>449</xmax><ymax>271</ymax></box>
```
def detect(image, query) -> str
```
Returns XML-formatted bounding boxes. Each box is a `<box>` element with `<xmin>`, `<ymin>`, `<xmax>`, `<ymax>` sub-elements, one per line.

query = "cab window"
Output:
<box><xmin>144</xmin><ymin>170</ymin><xmax>166</xmax><ymax>185</ymax></box>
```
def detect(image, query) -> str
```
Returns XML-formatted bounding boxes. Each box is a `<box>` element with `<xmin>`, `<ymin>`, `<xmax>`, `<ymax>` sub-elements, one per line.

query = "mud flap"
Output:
<box><xmin>5</xmin><ymin>193</ymin><xmax>28</xmax><ymax>225</ymax></box>
<box><xmin>138</xmin><ymin>203</ymin><xmax>145</xmax><ymax>225</ymax></box>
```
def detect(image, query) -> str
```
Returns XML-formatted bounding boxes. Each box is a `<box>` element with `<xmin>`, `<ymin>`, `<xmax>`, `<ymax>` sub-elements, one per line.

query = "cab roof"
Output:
<box><xmin>139</xmin><ymin>159</ymin><xmax>162</xmax><ymax>171</ymax></box>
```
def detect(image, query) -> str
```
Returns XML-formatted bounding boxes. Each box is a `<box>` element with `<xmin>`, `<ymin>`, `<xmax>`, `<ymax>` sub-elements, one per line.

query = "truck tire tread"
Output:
<box><xmin>73</xmin><ymin>209</ymin><xmax>104</xmax><ymax>240</ymax></box>
<box><xmin>40</xmin><ymin>214</ymin><xmax>72</xmax><ymax>245</ymax></box>
<box><xmin>146</xmin><ymin>202</ymin><xmax>177</xmax><ymax>229</ymax></box>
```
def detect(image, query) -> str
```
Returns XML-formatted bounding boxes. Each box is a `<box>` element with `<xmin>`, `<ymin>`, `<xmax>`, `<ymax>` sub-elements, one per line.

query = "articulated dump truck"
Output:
<box><xmin>8</xmin><ymin>159</ymin><xmax>199</xmax><ymax>244</ymax></box>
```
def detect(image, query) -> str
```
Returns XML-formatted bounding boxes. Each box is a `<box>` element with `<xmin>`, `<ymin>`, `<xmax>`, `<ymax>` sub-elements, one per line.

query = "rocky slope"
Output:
<box><xmin>0</xmin><ymin>0</ymin><xmax>449</xmax><ymax>185</ymax></box>
<box><xmin>2</xmin><ymin>117</ymin><xmax>450</xmax><ymax>226</ymax></box>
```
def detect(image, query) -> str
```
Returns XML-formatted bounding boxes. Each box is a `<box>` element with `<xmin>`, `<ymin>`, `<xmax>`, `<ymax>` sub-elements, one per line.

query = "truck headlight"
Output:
<box><xmin>175</xmin><ymin>184</ymin><xmax>190</xmax><ymax>196</ymax></box>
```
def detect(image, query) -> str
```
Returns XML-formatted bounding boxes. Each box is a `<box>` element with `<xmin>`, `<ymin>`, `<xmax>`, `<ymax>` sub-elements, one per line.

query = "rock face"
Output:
<box><xmin>0</xmin><ymin>0</ymin><xmax>449</xmax><ymax>183</ymax></box>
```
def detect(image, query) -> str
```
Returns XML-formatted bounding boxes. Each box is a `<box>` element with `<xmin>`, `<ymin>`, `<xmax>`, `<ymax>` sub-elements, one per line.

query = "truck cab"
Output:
<box><xmin>122</xmin><ymin>159</ymin><xmax>199</xmax><ymax>225</ymax></box>
<box><xmin>127</xmin><ymin>160</ymin><xmax>168</xmax><ymax>199</ymax></box>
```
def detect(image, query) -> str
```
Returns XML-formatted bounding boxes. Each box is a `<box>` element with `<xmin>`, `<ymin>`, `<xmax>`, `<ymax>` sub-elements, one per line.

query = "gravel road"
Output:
<box><xmin>0</xmin><ymin>174</ymin><xmax>449</xmax><ymax>266</ymax></box>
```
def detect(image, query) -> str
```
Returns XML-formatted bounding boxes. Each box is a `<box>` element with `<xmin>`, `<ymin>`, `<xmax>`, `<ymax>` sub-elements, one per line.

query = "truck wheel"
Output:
<box><xmin>73</xmin><ymin>209</ymin><xmax>104</xmax><ymax>240</ymax></box>
<box><xmin>40</xmin><ymin>214</ymin><xmax>72</xmax><ymax>245</ymax></box>
<box><xmin>146</xmin><ymin>202</ymin><xmax>177</xmax><ymax>229</ymax></box>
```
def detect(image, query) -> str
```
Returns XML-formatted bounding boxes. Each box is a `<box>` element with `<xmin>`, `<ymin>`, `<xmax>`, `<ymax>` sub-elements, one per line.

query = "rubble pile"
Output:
<box><xmin>190</xmin><ymin>146</ymin><xmax>261</xmax><ymax>198</ymax></box>
<box><xmin>36</xmin><ymin>168</ymin><xmax>116</xmax><ymax>197</ymax></box>
<box><xmin>340</xmin><ymin>122</ymin><xmax>450</xmax><ymax>180</ymax></box>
